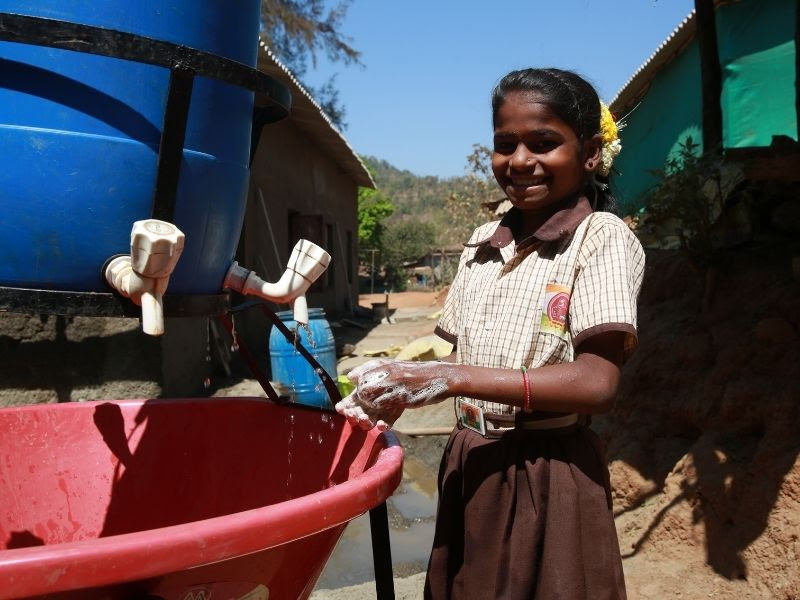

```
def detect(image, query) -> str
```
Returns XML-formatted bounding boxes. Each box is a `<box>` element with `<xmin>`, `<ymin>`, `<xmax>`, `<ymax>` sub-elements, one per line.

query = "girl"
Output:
<box><xmin>337</xmin><ymin>68</ymin><xmax>644</xmax><ymax>599</ymax></box>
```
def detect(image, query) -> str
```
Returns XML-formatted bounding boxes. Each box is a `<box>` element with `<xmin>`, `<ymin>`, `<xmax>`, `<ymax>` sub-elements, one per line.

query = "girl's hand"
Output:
<box><xmin>335</xmin><ymin>392</ymin><xmax>404</xmax><ymax>431</ymax></box>
<box><xmin>346</xmin><ymin>358</ymin><xmax>454</xmax><ymax>410</ymax></box>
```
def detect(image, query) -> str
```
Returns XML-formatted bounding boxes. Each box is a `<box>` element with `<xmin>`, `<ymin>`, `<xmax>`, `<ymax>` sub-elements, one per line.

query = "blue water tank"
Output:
<box><xmin>269</xmin><ymin>309</ymin><xmax>338</xmax><ymax>409</ymax></box>
<box><xmin>0</xmin><ymin>0</ymin><xmax>261</xmax><ymax>294</ymax></box>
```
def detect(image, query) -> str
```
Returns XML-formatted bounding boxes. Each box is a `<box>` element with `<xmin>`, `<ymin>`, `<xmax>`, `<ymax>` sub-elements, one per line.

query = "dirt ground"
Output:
<box><xmin>357</xmin><ymin>291</ymin><xmax>444</xmax><ymax>310</ymax></box>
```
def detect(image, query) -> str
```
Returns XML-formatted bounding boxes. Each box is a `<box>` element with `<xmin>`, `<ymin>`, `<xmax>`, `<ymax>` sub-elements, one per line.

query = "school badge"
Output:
<box><xmin>540</xmin><ymin>283</ymin><xmax>570</xmax><ymax>337</ymax></box>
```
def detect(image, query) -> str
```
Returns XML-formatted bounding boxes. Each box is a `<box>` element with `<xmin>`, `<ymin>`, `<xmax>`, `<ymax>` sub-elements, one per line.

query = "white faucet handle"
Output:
<box><xmin>288</xmin><ymin>239</ymin><xmax>331</xmax><ymax>284</ymax></box>
<box><xmin>130</xmin><ymin>219</ymin><xmax>185</xmax><ymax>278</ymax></box>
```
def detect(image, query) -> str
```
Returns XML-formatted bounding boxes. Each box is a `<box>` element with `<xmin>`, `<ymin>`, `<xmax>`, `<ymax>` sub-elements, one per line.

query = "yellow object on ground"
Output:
<box><xmin>395</xmin><ymin>335</ymin><xmax>453</xmax><ymax>361</ymax></box>
<box><xmin>363</xmin><ymin>344</ymin><xmax>403</xmax><ymax>357</ymax></box>
<box><xmin>336</xmin><ymin>374</ymin><xmax>355</xmax><ymax>398</ymax></box>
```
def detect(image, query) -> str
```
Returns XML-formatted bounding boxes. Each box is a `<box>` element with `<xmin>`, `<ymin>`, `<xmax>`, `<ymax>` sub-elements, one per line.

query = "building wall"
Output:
<box><xmin>612</xmin><ymin>0</ymin><xmax>797</xmax><ymax>214</ymax></box>
<box><xmin>612</xmin><ymin>39</ymin><xmax>703</xmax><ymax>215</ymax></box>
<box><xmin>233</xmin><ymin>118</ymin><xmax>360</xmax><ymax>370</ymax></box>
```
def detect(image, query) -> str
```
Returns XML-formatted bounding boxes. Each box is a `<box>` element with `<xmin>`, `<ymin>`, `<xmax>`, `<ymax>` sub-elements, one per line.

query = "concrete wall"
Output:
<box><xmin>0</xmin><ymin>312</ymin><xmax>213</xmax><ymax>407</ymax></box>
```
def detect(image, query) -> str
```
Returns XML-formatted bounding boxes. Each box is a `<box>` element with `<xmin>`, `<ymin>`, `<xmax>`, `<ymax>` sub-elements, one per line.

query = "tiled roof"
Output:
<box><xmin>257</xmin><ymin>41</ymin><xmax>375</xmax><ymax>189</ymax></box>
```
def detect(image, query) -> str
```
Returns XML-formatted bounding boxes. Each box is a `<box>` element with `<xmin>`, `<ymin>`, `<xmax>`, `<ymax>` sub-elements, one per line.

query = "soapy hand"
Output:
<box><xmin>335</xmin><ymin>391</ymin><xmax>403</xmax><ymax>432</ymax></box>
<box><xmin>335</xmin><ymin>358</ymin><xmax>455</xmax><ymax>431</ymax></box>
<box><xmin>347</xmin><ymin>358</ymin><xmax>453</xmax><ymax>409</ymax></box>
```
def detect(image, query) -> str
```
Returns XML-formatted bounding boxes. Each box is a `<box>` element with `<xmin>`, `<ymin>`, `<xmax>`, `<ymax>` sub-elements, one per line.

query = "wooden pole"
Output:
<box><xmin>370</xmin><ymin>248</ymin><xmax>376</xmax><ymax>294</ymax></box>
<box><xmin>695</xmin><ymin>0</ymin><xmax>723</xmax><ymax>151</ymax></box>
<box><xmin>394</xmin><ymin>426</ymin><xmax>454</xmax><ymax>437</ymax></box>
<box><xmin>796</xmin><ymin>0</ymin><xmax>800</xmax><ymax>142</ymax></box>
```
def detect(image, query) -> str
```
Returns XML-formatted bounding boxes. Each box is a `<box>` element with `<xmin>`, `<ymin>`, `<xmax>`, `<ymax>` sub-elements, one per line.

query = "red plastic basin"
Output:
<box><xmin>0</xmin><ymin>397</ymin><xmax>403</xmax><ymax>599</ymax></box>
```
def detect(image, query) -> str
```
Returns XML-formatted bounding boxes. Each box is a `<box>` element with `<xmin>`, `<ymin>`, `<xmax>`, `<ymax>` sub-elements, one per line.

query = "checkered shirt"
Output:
<box><xmin>435</xmin><ymin>200</ymin><xmax>646</xmax><ymax>415</ymax></box>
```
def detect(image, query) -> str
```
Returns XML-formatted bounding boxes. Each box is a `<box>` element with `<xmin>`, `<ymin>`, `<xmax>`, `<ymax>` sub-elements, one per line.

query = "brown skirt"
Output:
<box><xmin>424</xmin><ymin>424</ymin><xmax>626</xmax><ymax>600</ymax></box>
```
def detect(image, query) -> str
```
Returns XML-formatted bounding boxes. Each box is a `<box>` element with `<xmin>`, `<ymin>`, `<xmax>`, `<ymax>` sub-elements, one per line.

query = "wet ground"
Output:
<box><xmin>313</xmin><ymin>444</ymin><xmax>440</xmax><ymax>590</ymax></box>
<box><xmin>308</xmin><ymin>419</ymin><xmax>452</xmax><ymax>598</ymax></box>
<box><xmin>313</xmin><ymin>301</ymin><xmax>454</xmax><ymax>594</ymax></box>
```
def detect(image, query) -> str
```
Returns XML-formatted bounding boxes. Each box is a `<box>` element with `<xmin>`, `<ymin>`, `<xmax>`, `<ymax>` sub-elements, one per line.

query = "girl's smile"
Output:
<box><xmin>492</xmin><ymin>91</ymin><xmax>596</xmax><ymax>216</ymax></box>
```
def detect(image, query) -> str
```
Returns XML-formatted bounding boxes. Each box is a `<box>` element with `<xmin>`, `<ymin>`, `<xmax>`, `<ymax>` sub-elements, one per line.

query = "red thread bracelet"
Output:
<box><xmin>521</xmin><ymin>366</ymin><xmax>532</xmax><ymax>413</ymax></box>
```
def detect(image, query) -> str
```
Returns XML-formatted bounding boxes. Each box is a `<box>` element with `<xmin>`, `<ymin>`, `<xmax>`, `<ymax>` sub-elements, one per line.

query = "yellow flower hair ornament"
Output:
<box><xmin>598</xmin><ymin>102</ymin><xmax>621</xmax><ymax>177</ymax></box>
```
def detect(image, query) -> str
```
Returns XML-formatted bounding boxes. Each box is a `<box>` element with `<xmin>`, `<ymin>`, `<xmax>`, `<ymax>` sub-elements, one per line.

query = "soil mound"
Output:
<box><xmin>601</xmin><ymin>239</ymin><xmax>800</xmax><ymax>598</ymax></box>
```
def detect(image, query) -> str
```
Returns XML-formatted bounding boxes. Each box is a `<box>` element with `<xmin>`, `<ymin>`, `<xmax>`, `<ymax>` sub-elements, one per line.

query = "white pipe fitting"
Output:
<box><xmin>223</xmin><ymin>239</ymin><xmax>331</xmax><ymax>325</ymax></box>
<box><xmin>104</xmin><ymin>219</ymin><xmax>185</xmax><ymax>336</ymax></box>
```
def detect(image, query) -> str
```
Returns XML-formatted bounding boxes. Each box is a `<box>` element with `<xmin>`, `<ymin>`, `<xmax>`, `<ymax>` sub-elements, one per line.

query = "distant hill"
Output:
<box><xmin>363</xmin><ymin>155</ymin><xmax>462</xmax><ymax>219</ymax></box>
<box><xmin>362</xmin><ymin>155</ymin><xmax>498</xmax><ymax>247</ymax></box>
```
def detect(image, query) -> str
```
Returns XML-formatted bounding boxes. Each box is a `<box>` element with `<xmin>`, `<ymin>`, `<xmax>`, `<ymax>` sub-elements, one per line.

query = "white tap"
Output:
<box><xmin>104</xmin><ymin>219</ymin><xmax>185</xmax><ymax>336</ymax></box>
<box><xmin>223</xmin><ymin>239</ymin><xmax>331</xmax><ymax>325</ymax></box>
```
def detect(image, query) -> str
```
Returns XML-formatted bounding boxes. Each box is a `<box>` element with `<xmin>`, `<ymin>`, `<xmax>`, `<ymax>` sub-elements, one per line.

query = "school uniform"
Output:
<box><xmin>425</xmin><ymin>195</ymin><xmax>645</xmax><ymax>600</ymax></box>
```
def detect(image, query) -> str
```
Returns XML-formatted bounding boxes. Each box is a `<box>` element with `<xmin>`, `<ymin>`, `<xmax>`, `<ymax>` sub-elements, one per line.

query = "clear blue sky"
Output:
<box><xmin>303</xmin><ymin>1</ymin><xmax>695</xmax><ymax>179</ymax></box>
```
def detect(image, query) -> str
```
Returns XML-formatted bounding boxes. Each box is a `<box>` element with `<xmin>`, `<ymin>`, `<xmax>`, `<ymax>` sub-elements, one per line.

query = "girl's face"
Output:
<box><xmin>492</xmin><ymin>91</ymin><xmax>596</xmax><ymax>214</ymax></box>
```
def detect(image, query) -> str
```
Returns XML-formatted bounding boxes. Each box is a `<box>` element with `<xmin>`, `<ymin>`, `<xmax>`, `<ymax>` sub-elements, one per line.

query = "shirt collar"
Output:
<box><xmin>466</xmin><ymin>195</ymin><xmax>593</xmax><ymax>261</ymax></box>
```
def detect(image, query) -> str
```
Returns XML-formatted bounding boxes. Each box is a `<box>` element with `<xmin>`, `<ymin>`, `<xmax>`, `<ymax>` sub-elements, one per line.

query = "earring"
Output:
<box><xmin>586</xmin><ymin>159</ymin><xmax>595</xmax><ymax>169</ymax></box>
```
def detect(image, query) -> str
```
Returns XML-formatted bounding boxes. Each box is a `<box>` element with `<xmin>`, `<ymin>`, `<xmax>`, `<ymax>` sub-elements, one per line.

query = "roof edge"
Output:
<box><xmin>609</xmin><ymin>9</ymin><xmax>696</xmax><ymax>113</ymax></box>
<box><xmin>257</xmin><ymin>40</ymin><xmax>376</xmax><ymax>189</ymax></box>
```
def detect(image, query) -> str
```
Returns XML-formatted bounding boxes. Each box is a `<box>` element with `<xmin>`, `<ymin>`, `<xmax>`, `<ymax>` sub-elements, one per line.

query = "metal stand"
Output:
<box><xmin>370</xmin><ymin>502</ymin><xmax>396</xmax><ymax>600</ymax></box>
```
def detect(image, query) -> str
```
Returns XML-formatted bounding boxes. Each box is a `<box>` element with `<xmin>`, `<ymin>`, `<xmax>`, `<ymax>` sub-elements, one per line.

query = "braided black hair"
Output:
<box><xmin>491</xmin><ymin>68</ymin><xmax>617</xmax><ymax>214</ymax></box>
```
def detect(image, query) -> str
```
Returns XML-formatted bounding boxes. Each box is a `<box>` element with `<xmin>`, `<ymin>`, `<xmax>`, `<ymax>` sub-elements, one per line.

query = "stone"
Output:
<box><xmin>754</xmin><ymin>318</ymin><xmax>797</xmax><ymax>344</ymax></box>
<box><xmin>771</xmin><ymin>200</ymin><xmax>800</xmax><ymax>233</ymax></box>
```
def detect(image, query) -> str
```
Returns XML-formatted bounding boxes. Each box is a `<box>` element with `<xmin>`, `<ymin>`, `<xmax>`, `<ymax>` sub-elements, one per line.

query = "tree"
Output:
<box><xmin>640</xmin><ymin>137</ymin><xmax>729</xmax><ymax>312</ymax></box>
<box><xmin>357</xmin><ymin>186</ymin><xmax>394</xmax><ymax>250</ymax></box>
<box><xmin>356</xmin><ymin>159</ymin><xmax>394</xmax><ymax>291</ymax></box>
<box><xmin>260</xmin><ymin>0</ymin><xmax>361</xmax><ymax>129</ymax></box>
<box><xmin>357</xmin><ymin>159</ymin><xmax>394</xmax><ymax>250</ymax></box>
<box><xmin>380</xmin><ymin>220</ymin><xmax>437</xmax><ymax>291</ymax></box>
<box><xmin>443</xmin><ymin>144</ymin><xmax>498</xmax><ymax>244</ymax></box>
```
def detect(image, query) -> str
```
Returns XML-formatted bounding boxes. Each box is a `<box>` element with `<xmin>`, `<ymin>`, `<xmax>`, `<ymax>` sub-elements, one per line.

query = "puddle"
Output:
<box><xmin>391</xmin><ymin>484</ymin><xmax>435</xmax><ymax>521</ymax></box>
<box><xmin>403</xmin><ymin>454</ymin><xmax>438</xmax><ymax>498</ymax></box>
<box><xmin>313</xmin><ymin>512</ymin><xmax>435</xmax><ymax>590</ymax></box>
<box><xmin>313</xmin><ymin>453</ymin><xmax>439</xmax><ymax>591</ymax></box>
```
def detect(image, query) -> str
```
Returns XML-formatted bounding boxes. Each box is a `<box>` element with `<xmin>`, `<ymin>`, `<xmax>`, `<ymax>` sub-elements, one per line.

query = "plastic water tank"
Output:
<box><xmin>269</xmin><ymin>309</ymin><xmax>338</xmax><ymax>409</ymax></box>
<box><xmin>0</xmin><ymin>0</ymin><xmax>261</xmax><ymax>294</ymax></box>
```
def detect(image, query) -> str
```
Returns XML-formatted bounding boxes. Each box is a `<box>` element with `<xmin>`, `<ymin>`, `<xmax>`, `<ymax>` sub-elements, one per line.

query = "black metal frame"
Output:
<box><xmin>0</xmin><ymin>12</ymin><xmax>291</xmax><ymax>317</ymax></box>
<box><xmin>370</xmin><ymin>502</ymin><xmax>397</xmax><ymax>599</ymax></box>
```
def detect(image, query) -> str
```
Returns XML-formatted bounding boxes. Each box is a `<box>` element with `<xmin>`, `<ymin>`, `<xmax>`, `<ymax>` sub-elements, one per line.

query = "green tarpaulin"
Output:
<box><xmin>612</xmin><ymin>0</ymin><xmax>797</xmax><ymax>214</ymax></box>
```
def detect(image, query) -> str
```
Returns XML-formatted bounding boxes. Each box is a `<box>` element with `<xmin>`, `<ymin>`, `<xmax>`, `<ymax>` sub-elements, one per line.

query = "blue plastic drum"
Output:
<box><xmin>0</xmin><ymin>0</ymin><xmax>261</xmax><ymax>294</ymax></box>
<box><xmin>269</xmin><ymin>309</ymin><xmax>338</xmax><ymax>409</ymax></box>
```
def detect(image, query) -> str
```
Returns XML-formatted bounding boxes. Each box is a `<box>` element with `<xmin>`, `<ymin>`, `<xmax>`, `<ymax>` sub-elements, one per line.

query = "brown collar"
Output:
<box><xmin>467</xmin><ymin>195</ymin><xmax>593</xmax><ymax>251</ymax></box>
